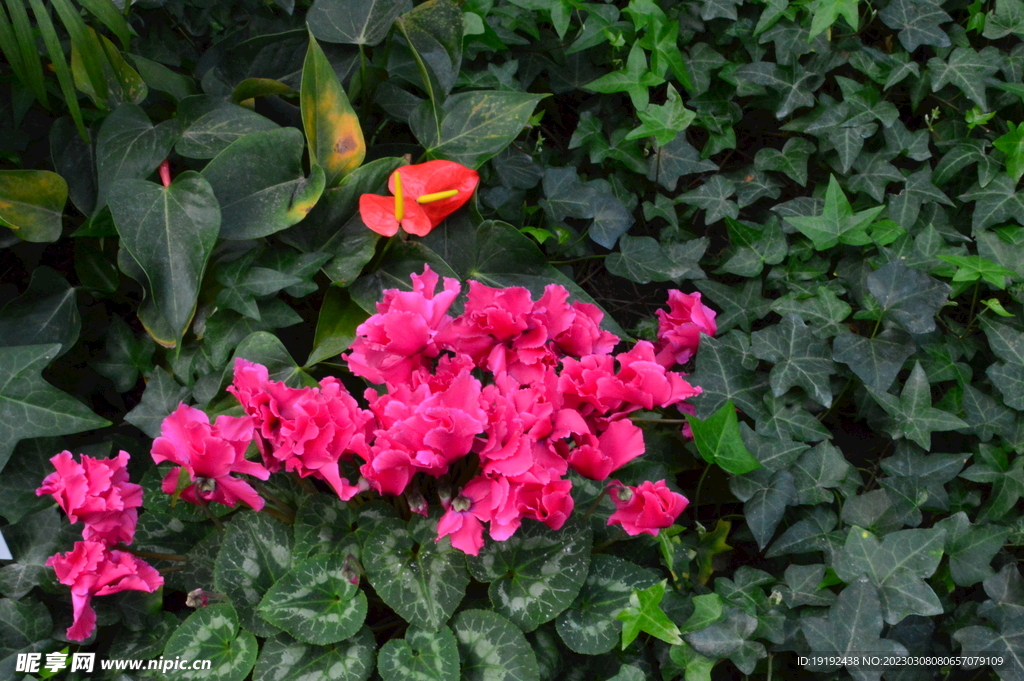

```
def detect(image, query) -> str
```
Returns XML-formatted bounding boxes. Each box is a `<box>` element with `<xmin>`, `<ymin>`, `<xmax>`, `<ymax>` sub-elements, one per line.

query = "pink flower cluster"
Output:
<box><xmin>144</xmin><ymin>268</ymin><xmax>714</xmax><ymax>556</ymax></box>
<box><xmin>36</xmin><ymin>452</ymin><xmax>162</xmax><ymax>641</ymax></box>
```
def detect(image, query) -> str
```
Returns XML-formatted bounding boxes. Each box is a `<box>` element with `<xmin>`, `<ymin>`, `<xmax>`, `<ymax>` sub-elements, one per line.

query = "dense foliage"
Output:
<box><xmin>1</xmin><ymin>0</ymin><xmax>1024</xmax><ymax>679</ymax></box>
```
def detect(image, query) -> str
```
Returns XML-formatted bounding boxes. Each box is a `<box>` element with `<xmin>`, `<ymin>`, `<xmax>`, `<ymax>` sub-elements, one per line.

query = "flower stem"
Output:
<box><xmin>196</xmin><ymin>496</ymin><xmax>225</xmax><ymax>531</ymax></box>
<box><xmin>124</xmin><ymin>548</ymin><xmax>187</xmax><ymax>562</ymax></box>
<box><xmin>592</xmin><ymin>528</ymin><xmax>629</xmax><ymax>552</ymax></box>
<box><xmin>582</xmin><ymin>488</ymin><xmax>609</xmax><ymax>521</ymax></box>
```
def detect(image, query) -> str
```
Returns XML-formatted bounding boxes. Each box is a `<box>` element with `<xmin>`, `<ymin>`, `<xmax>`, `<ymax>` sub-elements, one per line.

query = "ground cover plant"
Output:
<box><xmin>1</xmin><ymin>0</ymin><xmax>1023</xmax><ymax>679</ymax></box>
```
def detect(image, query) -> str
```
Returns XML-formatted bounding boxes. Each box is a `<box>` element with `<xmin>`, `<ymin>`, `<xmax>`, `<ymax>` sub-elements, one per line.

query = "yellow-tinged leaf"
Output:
<box><xmin>71</xmin><ymin>29</ymin><xmax>147</xmax><ymax>110</ymax></box>
<box><xmin>0</xmin><ymin>170</ymin><xmax>68</xmax><ymax>243</ymax></box>
<box><xmin>301</xmin><ymin>33</ymin><xmax>366</xmax><ymax>187</ymax></box>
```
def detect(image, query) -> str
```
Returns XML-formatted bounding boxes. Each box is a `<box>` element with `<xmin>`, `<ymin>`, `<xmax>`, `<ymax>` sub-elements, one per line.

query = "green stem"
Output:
<box><xmin>196</xmin><ymin>496</ymin><xmax>225</xmax><ymax>531</ymax></box>
<box><xmin>693</xmin><ymin>464</ymin><xmax>712</xmax><ymax>523</ymax></box>
<box><xmin>125</xmin><ymin>548</ymin><xmax>187</xmax><ymax>562</ymax></box>
<box><xmin>592</xmin><ymin>529</ymin><xmax>629</xmax><ymax>552</ymax></box>
<box><xmin>548</xmin><ymin>254</ymin><xmax>607</xmax><ymax>266</ymax></box>
<box><xmin>368</xmin><ymin>234</ymin><xmax>399</xmax><ymax>272</ymax></box>
<box><xmin>582</xmin><ymin>488</ymin><xmax>609</xmax><ymax>521</ymax></box>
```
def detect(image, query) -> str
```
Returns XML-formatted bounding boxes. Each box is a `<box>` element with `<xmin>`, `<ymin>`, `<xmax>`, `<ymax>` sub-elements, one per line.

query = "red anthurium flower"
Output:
<box><xmin>359</xmin><ymin>160</ymin><xmax>479</xmax><ymax>237</ymax></box>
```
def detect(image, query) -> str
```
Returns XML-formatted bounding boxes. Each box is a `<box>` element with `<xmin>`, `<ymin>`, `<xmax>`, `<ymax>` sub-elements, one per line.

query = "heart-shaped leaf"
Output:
<box><xmin>108</xmin><ymin>172</ymin><xmax>220</xmax><ymax>346</ymax></box>
<box><xmin>468</xmin><ymin>517</ymin><xmax>591</xmax><ymax>632</ymax></box>
<box><xmin>377</xmin><ymin>625</ymin><xmax>459</xmax><ymax>681</ymax></box>
<box><xmin>363</xmin><ymin>515</ymin><xmax>469</xmax><ymax>631</ymax></box>
<box><xmin>162</xmin><ymin>603</ymin><xmax>258</xmax><ymax>681</ymax></box>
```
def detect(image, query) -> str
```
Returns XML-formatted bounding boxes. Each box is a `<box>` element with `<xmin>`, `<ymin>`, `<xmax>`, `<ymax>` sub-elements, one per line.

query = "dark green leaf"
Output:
<box><xmin>0</xmin><ymin>344</ymin><xmax>110</xmax><ymax>473</ymax></box>
<box><xmin>378</xmin><ymin>625</ymin><xmax>459</xmax><ymax>681</ymax></box>
<box><xmin>95</xmin><ymin>104</ymin><xmax>178</xmax><ymax>210</ymax></box>
<box><xmin>556</xmin><ymin>555</ymin><xmax>658</xmax><ymax>655</ymax></box>
<box><xmin>175</xmin><ymin>95</ymin><xmax>279</xmax><ymax>160</ymax></box>
<box><xmin>202</xmin><ymin>128</ymin><xmax>325</xmax><ymax>240</ymax></box>
<box><xmin>258</xmin><ymin>554</ymin><xmax>367</xmax><ymax>645</ymax></box>
<box><xmin>308</xmin><ymin>0</ymin><xmax>405</xmax><ymax>45</ymax></box>
<box><xmin>866</xmin><ymin>259</ymin><xmax>950</xmax><ymax>334</ymax></box>
<box><xmin>751</xmin><ymin>314</ymin><xmax>834</xmax><ymax>407</ymax></box>
<box><xmin>878</xmin><ymin>0</ymin><xmax>952</xmax><ymax>52</ymax></box>
<box><xmin>109</xmin><ymin>173</ymin><xmax>220</xmax><ymax>346</ymax></box>
<box><xmin>253</xmin><ymin>629</ymin><xmax>376</xmax><ymax>681</ymax></box>
<box><xmin>452</xmin><ymin>610</ymin><xmax>540</xmax><ymax>681</ymax></box>
<box><xmin>832</xmin><ymin>329</ymin><xmax>916</xmax><ymax>392</ymax></box>
<box><xmin>689</xmin><ymin>331</ymin><xmax>768</xmax><ymax>419</ymax></box>
<box><xmin>869</xmin><ymin>362</ymin><xmax>966</xmax><ymax>449</ymax></box>
<box><xmin>468</xmin><ymin>517</ymin><xmax>591</xmax><ymax>632</ymax></box>
<box><xmin>363</xmin><ymin>515</ymin><xmax>469</xmax><ymax>631</ymax></box>
<box><xmin>214</xmin><ymin>511</ymin><xmax>294</xmax><ymax>637</ymax></box>
<box><xmin>162</xmin><ymin>603</ymin><xmax>258</xmax><ymax>681</ymax></box>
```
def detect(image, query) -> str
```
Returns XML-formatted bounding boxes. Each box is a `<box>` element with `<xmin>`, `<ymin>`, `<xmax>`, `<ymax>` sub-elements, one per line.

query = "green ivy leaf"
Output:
<box><xmin>834</xmin><ymin>526</ymin><xmax>946</xmax><ymax>623</ymax></box>
<box><xmin>869</xmin><ymin>361</ymin><xmax>967</xmax><ymax>449</ymax></box>
<box><xmin>468</xmin><ymin>517</ymin><xmax>591</xmax><ymax>632</ymax></box>
<box><xmin>753</xmin><ymin>137</ymin><xmax>814</xmax><ymax>186</ymax></box>
<box><xmin>729</xmin><ymin>469</ymin><xmax>797</xmax><ymax>549</ymax></box>
<box><xmin>832</xmin><ymin>329</ymin><xmax>916</xmax><ymax>392</ymax></box>
<box><xmin>784</xmin><ymin>175</ymin><xmax>883</xmax><ymax>250</ymax></box>
<box><xmin>800</xmin><ymin>580</ymin><xmax>907</xmax><ymax>675</ymax></box>
<box><xmin>878</xmin><ymin>0</ymin><xmax>952</xmax><ymax>52</ymax></box>
<box><xmin>685</xmin><ymin>399</ymin><xmax>762</xmax><ymax>475</ymax></box>
<box><xmin>123</xmin><ymin>367</ymin><xmax>190</xmax><ymax>438</ymax></box>
<box><xmin>960</xmin><ymin>444</ymin><xmax>1024</xmax><ymax>521</ymax></box>
<box><xmin>751</xmin><ymin>313</ymin><xmax>835</xmax><ymax>407</ymax></box>
<box><xmin>378</xmin><ymin>625</ymin><xmax>459</xmax><ymax>681</ymax></box>
<box><xmin>584</xmin><ymin>44</ymin><xmax>664</xmax><ymax>111</ymax></box>
<box><xmin>625</xmin><ymin>84</ymin><xmax>696</xmax><ymax>146</ymax></box>
<box><xmin>0</xmin><ymin>344</ymin><xmax>110</xmax><ymax>473</ymax></box>
<box><xmin>617</xmin><ymin>580</ymin><xmax>683</xmax><ymax>648</ymax></box>
<box><xmin>253</xmin><ymin>629</ymin><xmax>376</xmax><ymax>681</ymax></box>
<box><xmin>866</xmin><ymin>259</ymin><xmax>950</xmax><ymax>334</ymax></box>
<box><xmin>647</xmin><ymin>134</ymin><xmax>718</xmax><ymax>191</ymax></box>
<box><xmin>982</xmin><ymin>0</ymin><xmax>1024</xmax><ymax>38</ymax></box>
<box><xmin>808</xmin><ymin>0</ymin><xmax>859</xmax><ymax>39</ymax></box>
<box><xmin>555</xmin><ymin>555</ymin><xmax>658</xmax><ymax>655</ymax></box>
<box><xmin>689</xmin><ymin>330</ymin><xmax>769</xmax><ymax>419</ymax></box>
<box><xmin>162</xmin><ymin>603</ymin><xmax>258</xmax><ymax>681</ymax></box>
<box><xmin>993</xmin><ymin>121</ymin><xmax>1024</xmax><ymax>183</ymax></box>
<box><xmin>0</xmin><ymin>267</ymin><xmax>79</xmax><ymax>357</ymax></box>
<box><xmin>936</xmin><ymin>512</ymin><xmax>1011</xmax><ymax>586</ymax></box>
<box><xmin>363</xmin><ymin>515</ymin><xmax>469</xmax><ymax>631</ymax></box>
<box><xmin>684</xmin><ymin>608</ymin><xmax>765</xmax><ymax>675</ymax></box>
<box><xmin>927</xmin><ymin>46</ymin><xmax>1002</xmax><ymax>110</ymax></box>
<box><xmin>668</xmin><ymin>641</ymin><xmax>716</xmax><ymax>681</ymax></box>
<box><xmin>258</xmin><ymin>554</ymin><xmax>367</xmax><ymax>645</ymax></box>
<box><xmin>452</xmin><ymin>610</ymin><xmax>540</xmax><ymax>681</ymax></box>
<box><xmin>790</xmin><ymin>442</ymin><xmax>852</xmax><ymax>506</ymax></box>
<box><xmin>677</xmin><ymin>176</ymin><xmax>738</xmax><ymax>225</ymax></box>
<box><xmin>937</xmin><ymin>254</ymin><xmax>1017</xmax><ymax>288</ymax></box>
<box><xmin>214</xmin><ymin>511</ymin><xmax>295</xmax><ymax>638</ymax></box>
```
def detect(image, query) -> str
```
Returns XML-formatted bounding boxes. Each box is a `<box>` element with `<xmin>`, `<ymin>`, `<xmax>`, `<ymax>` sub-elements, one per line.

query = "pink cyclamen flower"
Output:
<box><xmin>655</xmin><ymin>290</ymin><xmax>717</xmax><ymax>367</ymax></box>
<box><xmin>47</xmin><ymin>541</ymin><xmax>162</xmax><ymax>641</ymax></box>
<box><xmin>36</xmin><ymin>450</ymin><xmax>143</xmax><ymax>547</ymax></box>
<box><xmin>607</xmin><ymin>480</ymin><xmax>688</xmax><ymax>537</ymax></box>
<box><xmin>345</xmin><ymin>265</ymin><xmax>461</xmax><ymax>386</ymax></box>
<box><xmin>436</xmin><ymin>476</ymin><xmax>502</xmax><ymax>555</ymax></box>
<box><xmin>151</xmin><ymin>403</ymin><xmax>269</xmax><ymax>510</ymax></box>
<box><xmin>229</xmin><ymin>359</ymin><xmax>373</xmax><ymax>501</ymax></box>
